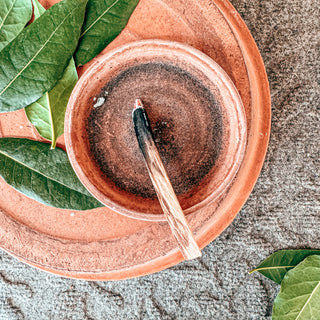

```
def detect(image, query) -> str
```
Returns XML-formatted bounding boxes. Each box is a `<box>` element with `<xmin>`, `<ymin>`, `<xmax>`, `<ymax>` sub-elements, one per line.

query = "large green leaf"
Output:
<box><xmin>0</xmin><ymin>138</ymin><xmax>103</xmax><ymax>210</ymax></box>
<box><xmin>75</xmin><ymin>0</ymin><xmax>139</xmax><ymax>66</ymax></box>
<box><xmin>0</xmin><ymin>0</ymin><xmax>32</xmax><ymax>51</ymax></box>
<box><xmin>272</xmin><ymin>255</ymin><xmax>320</xmax><ymax>320</ymax></box>
<box><xmin>250</xmin><ymin>250</ymin><xmax>320</xmax><ymax>284</ymax></box>
<box><xmin>25</xmin><ymin>0</ymin><xmax>78</xmax><ymax>149</ymax></box>
<box><xmin>0</xmin><ymin>0</ymin><xmax>87</xmax><ymax>113</ymax></box>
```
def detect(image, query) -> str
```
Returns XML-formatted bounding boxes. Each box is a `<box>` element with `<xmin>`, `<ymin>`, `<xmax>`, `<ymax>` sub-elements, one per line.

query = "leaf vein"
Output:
<box><xmin>250</xmin><ymin>265</ymin><xmax>295</xmax><ymax>273</ymax></box>
<box><xmin>0</xmin><ymin>7</ymin><xmax>76</xmax><ymax>97</ymax></box>
<box><xmin>80</xmin><ymin>0</ymin><xmax>122</xmax><ymax>38</ymax></box>
<box><xmin>0</xmin><ymin>149</ymin><xmax>89</xmax><ymax>197</ymax></box>
<box><xmin>0</xmin><ymin>0</ymin><xmax>18</xmax><ymax>31</ymax></box>
<box><xmin>296</xmin><ymin>281</ymin><xmax>320</xmax><ymax>320</ymax></box>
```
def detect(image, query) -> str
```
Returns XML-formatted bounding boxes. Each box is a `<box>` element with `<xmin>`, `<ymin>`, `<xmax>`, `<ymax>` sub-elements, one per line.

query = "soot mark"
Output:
<box><xmin>87</xmin><ymin>62</ymin><xmax>223</xmax><ymax>198</ymax></box>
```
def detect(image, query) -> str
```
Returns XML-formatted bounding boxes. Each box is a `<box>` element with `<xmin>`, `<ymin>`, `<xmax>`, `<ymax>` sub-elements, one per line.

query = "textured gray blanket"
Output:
<box><xmin>1</xmin><ymin>0</ymin><xmax>319</xmax><ymax>319</ymax></box>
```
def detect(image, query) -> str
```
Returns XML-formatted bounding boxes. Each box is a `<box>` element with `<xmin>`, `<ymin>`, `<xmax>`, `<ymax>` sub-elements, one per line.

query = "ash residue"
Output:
<box><xmin>87</xmin><ymin>62</ymin><xmax>223</xmax><ymax>199</ymax></box>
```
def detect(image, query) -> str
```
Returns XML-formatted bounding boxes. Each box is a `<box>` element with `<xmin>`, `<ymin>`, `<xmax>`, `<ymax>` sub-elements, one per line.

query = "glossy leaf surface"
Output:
<box><xmin>0</xmin><ymin>138</ymin><xmax>103</xmax><ymax>210</ymax></box>
<box><xmin>25</xmin><ymin>0</ymin><xmax>78</xmax><ymax>148</ymax></box>
<box><xmin>75</xmin><ymin>0</ymin><xmax>139</xmax><ymax>66</ymax></box>
<box><xmin>0</xmin><ymin>0</ymin><xmax>32</xmax><ymax>51</ymax></box>
<box><xmin>250</xmin><ymin>249</ymin><xmax>320</xmax><ymax>284</ymax></box>
<box><xmin>272</xmin><ymin>255</ymin><xmax>320</xmax><ymax>320</ymax></box>
<box><xmin>0</xmin><ymin>0</ymin><xmax>86</xmax><ymax>112</ymax></box>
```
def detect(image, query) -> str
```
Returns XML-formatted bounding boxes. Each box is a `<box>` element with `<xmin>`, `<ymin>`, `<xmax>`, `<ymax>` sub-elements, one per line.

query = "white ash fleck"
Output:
<box><xmin>93</xmin><ymin>97</ymin><xmax>97</xmax><ymax>102</ymax></box>
<box><xmin>93</xmin><ymin>97</ymin><xmax>105</xmax><ymax>108</ymax></box>
<box><xmin>70</xmin><ymin>212</ymin><xmax>75</xmax><ymax>217</ymax></box>
<box><xmin>19</xmin><ymin>126</ymin><xmax>23</xmax><ymax>129</ymax></box>
<box><xmin>105</xmin><ymin>91</ymin><xmax>108</xmax><ymax>95</ymax></box>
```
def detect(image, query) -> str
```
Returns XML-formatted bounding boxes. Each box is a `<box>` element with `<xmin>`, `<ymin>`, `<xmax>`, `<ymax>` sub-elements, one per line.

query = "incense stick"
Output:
<box><xmin>132</xmin><ymin>99</ymin><xmax>201</xmax><ymax>260</ymax></box>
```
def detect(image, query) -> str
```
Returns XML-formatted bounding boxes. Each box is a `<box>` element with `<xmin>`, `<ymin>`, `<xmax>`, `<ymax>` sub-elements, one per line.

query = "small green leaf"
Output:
<box><xmin>75</xmin><ymin>0</ymin><xmax>139</xmax><ymax>66</ymax></box>
<box><xmin>25</xmin><ymin>60</ymin><xmax>78</xmax><ymax>148</ymax></box>
<box><xmin>250</xmin><ymin>250</ymin><xmax>320</xmax><ymax>284</ymax></box>
<box><xmin>0</xmin><ymin>0</ymin><xmax>87</xmax><ymax>113</ymax></box>
<box><xmin>25</xmin><ymin>0</ymin><xmax>78</xmax><ymax>148</ymax></box>
<box><xmin>0</xmin><ymin>0</ymin><xmax>32</xmax><ymax>51</ymax></box>
<box><xmin>31</xmin><ymin>0</ymin><xmax>46</xmax><ymax>18</ymax></box>
<box><xmin>0</xmin><ymin>138</ymin><xmax>103</xmax><ymax>210</ymax></box>
<box><xmin>272</xmin><ymin>255</ymin><xmax>320</xmax><ymax>320</ymax></box>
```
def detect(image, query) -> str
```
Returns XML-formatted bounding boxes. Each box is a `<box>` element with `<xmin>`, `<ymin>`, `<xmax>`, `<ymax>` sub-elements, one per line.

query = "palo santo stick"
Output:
<box><xmin>132</xmin><ymin>99</ymin><xmax>201</xmax><ymax>260</ymax></box>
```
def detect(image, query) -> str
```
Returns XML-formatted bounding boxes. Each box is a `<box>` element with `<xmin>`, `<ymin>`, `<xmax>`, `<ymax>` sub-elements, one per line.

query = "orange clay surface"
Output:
<box><xmin>0</xmin><ymin>0</ymin><xmax>270</xmax><ymax>280</ymax></box>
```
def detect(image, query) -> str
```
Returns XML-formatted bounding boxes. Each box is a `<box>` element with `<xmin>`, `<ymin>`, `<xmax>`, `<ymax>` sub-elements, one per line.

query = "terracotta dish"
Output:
<box><xmin>0</xmin><ymin>0</ymin><xmax>270</xmax><ymax>280</ymax></box>
<box><xmin>65</xmin><ymin>40</ymin><xmax>247</xmax><ymax>221</ymax></box>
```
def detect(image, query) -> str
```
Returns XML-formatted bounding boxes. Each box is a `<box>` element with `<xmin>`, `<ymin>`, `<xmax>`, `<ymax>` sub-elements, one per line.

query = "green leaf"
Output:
<box><xmin>75</xmin><ymin>0</ymin><xmax>139</xmax><ymax>66</ymax></box>
<box><xmin>0</xmin><ymin>138</ymin><xmax>103</xmax><ymax>210</ymax></box>
<box><xmin>272</xmin><ymin>255</ymin><xmax>320</xmax><ymax>320</ymax></box>
<box><xmin>25</xmin><ymin>0</ymin><xmax>78</xmax><ymax>148</ymax></box>
<box><xmin>25</xmin><ymin>60</ymin><xmax>78</xmax><ymax>148</ymax></box>
<box><xmin>0</xmin><ymin>0</ymin><xmax>32</xmax><ymax>51</ymax></box>
<box><xmin>0</xmin><ymin>0</ymin><xmax>87</xmax><ymax>113</ymax></box>
<box><xmin>31</xmin><ymin>0</ymin><xmax>46</xmax><ymax>18</ymax></box>
<box><xmin>250</xmin><ymin>250</ymin><xmax>320</xmax><ymax>284</ymax></box>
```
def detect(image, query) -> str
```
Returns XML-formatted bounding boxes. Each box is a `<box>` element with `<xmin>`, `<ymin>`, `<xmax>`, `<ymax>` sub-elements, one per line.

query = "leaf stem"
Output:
<box><xmin>249</xmin><ymin>265</ymin><xmax>295</xmax><ymax>274</ymax></box>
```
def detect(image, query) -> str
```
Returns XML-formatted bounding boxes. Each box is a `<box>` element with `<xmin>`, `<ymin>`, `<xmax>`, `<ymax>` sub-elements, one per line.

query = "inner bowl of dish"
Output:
<box><xmin>64</xmin><ymin>39</ymin><xmax>247</xmax><ymax>221</ymax></box>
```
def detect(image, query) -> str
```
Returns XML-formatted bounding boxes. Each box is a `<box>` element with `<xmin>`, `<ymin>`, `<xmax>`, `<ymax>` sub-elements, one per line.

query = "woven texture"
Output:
<box><xmin>0</xmin><ymin>0</ymin><xmax>319</xmax><ymax>318</ymax></box>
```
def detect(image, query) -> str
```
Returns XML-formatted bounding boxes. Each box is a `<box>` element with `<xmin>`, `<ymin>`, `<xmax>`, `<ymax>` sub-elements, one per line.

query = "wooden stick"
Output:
<box><xmin>132</xmin><ymin>99</ymin><xmax>201</xmax><ymax>260</ymax></box>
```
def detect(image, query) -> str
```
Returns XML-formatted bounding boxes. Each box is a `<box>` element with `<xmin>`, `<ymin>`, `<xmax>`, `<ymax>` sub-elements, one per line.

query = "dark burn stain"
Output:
<box><xmin>150</xmin><ymin>118</ymin><xmax>177</xmax><ymax>163</ymax></box>
<box><xmin>87</xmin><ymin>62</ymin><xmax>223</xmax><ymax>199</ymax></box>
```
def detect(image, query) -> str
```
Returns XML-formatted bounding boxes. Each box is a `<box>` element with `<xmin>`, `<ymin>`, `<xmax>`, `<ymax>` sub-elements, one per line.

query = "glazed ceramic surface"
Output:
<box><xmin>0</xmin><ymin>0</ymin><xmax>270</xmax><ymax>280</ymax></box>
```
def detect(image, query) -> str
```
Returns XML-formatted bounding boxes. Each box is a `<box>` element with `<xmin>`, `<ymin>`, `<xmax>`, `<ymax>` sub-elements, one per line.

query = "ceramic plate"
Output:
<box><xmin>0</xmin><ymin>0</ymin><xmax>270</xmax><ymax>280</ymax></box>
